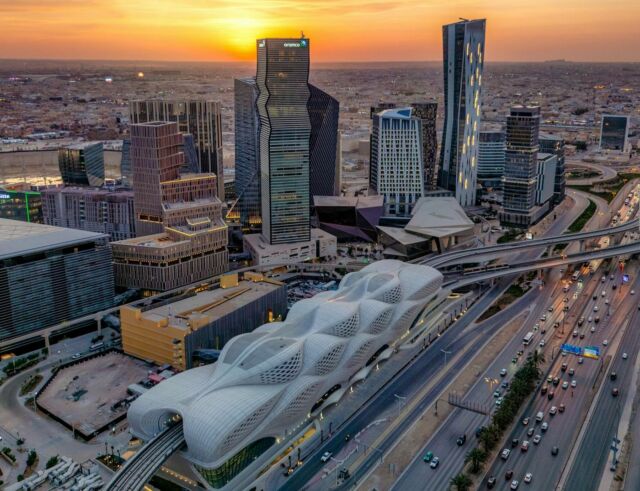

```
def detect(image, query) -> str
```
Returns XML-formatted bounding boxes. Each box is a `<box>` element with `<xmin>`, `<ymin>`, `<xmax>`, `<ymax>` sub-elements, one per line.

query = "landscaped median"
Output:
<box><xmin>568</xmin><ymin>173</ymin><xmax>640</xmax><ymax>203</ymax></box>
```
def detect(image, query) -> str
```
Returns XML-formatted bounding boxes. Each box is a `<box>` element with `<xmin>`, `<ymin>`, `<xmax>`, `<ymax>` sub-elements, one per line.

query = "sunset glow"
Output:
<box><xmin>1</xmin><ymin>0</ymin><xmax>639</xmax><ymax>62</ymax></box>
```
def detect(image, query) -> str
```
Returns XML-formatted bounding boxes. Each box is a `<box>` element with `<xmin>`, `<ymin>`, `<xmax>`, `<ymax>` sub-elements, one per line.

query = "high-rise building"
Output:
<box><xmin>120</xmin><ymin>139</ymin><xmax>132</xmax><ymax>187</ymax></box>
<box><xmin>0</xmin><ymin>188</ymin><xmax>43</xmax><ymax>223</ymax></box>
<box><xmin>500</xmin><ymin>106</ymin><xmax>549</xmax><ymax>227</ymax></box>
<box><xmin>478</xmin><ymin>130</ymin><xmax>505</xmax><ymax>189</ymax></box>
<box><xmin>535</xmin><ymin>153</ymin><xmax>557</xmax><ymax>207</ymax></box>
<box><xmin>0</xmin><ymin>219</ymin><xmax>114</xmax><ymax>346</ymax></box>
<box><xmin>308</xmin><ymin>84</ymin><xmax>340</xmax><ymax>201</ymax></box>
<box><xmin>411</xmin><ymin>102</ymin><xmax>438</xmax><ymax>188</ymax></box>
<box><xmin>129</xmin><ymin>100</ymin><xmax>225</xmax><ymax>199</ymax></box>
<box><xmin>111</xmin><ymin>122</ymin><xmax>228</xmax><ymax>292</ymax></box>
<box><xmin>256</xmin><ymin>37</ymin><xmax>311</xmax><ymax>245</ymax></box>
<box><xmin>370</xmin><ymin>108</ymin><xmax>424</xmax><ymax>216</ymax></box>
<box><xmin>439</xmin><ymin>19</ymin><xmax>486</xmax><ymax>207</ymax></box>
<box><xmin>232</xmin><ymin>77</ymin><xmax>262</xmax><ymax>230</ymax></box>
<box><xmin>58</xmin><ymin>142</ymin><xmax>105</xmax><ymax>187</ymax></box>
<box><xmin>41</xmin><ymin>187</ymin><xmax>136</xmax><ymax>241</ymax></box>
<box><xmin>599</xmin><ymin>114</ymin><xmax>629</xmax><ymax>152</ymax></box>
<box><xmin>539</xmin><ymin>134</ymin><xmax>566</xmax><ymax>206</ymax></box>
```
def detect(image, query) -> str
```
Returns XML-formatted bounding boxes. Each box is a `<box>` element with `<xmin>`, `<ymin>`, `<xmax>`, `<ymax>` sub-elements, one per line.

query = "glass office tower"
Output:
<box><xmin>439</xmin><ymin>19</ymin><xmax>486</xmax><ymax>207</ymax></box>
<box><xmin>256</xmin><ymin>37</ymin><xmax>311</xmax><ymax>245</ymax></box>
<box><xmin>478</xmin><ymin>130</ymin><xmax>505</xmax><ymax>189</ymax></box>
<box><xmin>599</xmin><ymin>115</ymin><xmax>629</xmax><ymax>152</ymax></box>
<box><xmin>308</xmin><ymin>84</ymin><xmax>340</xmax><ymax>201</ymax></box>
<box><xmin>539</xmin><ymin>134</ymin><xmax>566</xmax><ymax>206</ymax></box>
<box><xmin>58</xmin><ymin>142</ymin><xmax>105</xmax><ymax>187</ymax></box>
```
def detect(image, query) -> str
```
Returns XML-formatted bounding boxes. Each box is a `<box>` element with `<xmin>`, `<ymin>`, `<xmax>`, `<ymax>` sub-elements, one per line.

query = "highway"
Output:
<box><xmin>104</xmin><ymin>422</ymin><xmax>184</xmax><ymax>491</ymax></box>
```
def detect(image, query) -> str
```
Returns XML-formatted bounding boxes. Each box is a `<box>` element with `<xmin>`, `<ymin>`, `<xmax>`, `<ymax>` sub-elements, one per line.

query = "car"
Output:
<box><xmin>321</xmin><ymin>451</ymin><xmax>332</xmax><ymax>462</ymax></box>
<box><xmin>578</xmin><ymin>317</ymin><xmax>585</xmax><ymax>326</ymax></box>
<box><xmin>487</xmin><ymin>476</ymin><xmax>497</xmax><ymax>489</ymax></box>
<box><xmin>533</xmin><ymin>323</ymin><xmax>540</xmax><ymax>331</ymax></box>
<box><xmin>541</xmin><ymin>315</ymin><xmax>547</xmax><ymax>321</ymax></box>
<box><xmin>571</xmin><ymin>380</ymin><xmax>577</xmax><ymax>388</ymax></box>
<box><xmin>496</xmin><ymin>397</ymin><xmax>504</xmax><ymax>406</ymax></box>
<box><xmin>562</xmin><ymin>381</ymin><xmax>569</xmax><ymax>390</ymax></box>
<box><xmin>456</xmin><ymin>434</ymin><xmax>466</xmax><ymax>446</ymax></box>
<box><xmin>494</xmin><ymin>390</ymin><xmax>501</xmax><ymax>398</ymax></box>
<box><xmin>612</xmin><ymin>388</ymin><xmax>619</xmax><ymax>397</ymax></box>
<box><xmin>603</xmin><ymin>339</ymin><xmax>608</xmax><ymax>346</ymax></box>
<box><xmin>572</xmin><ymin>330</ymin><xmax>578</xmax><ymax>337</ymax></box>
<box><xmin>580</xmin><ymin>333</ymin><xmax>585</xmax><ymax>339</ymax></box>
<box><xmin>501</xmin><ymin>380</ymin><xmax>509</xmax><ymax>389</ymax></box>
<box><xmin>551</xmin><ymin>446</ymin><xmax>559</xmax><ymax>456</ymax></box>
<box><xmin>548</xmin><ymin>306</ymin><xmax>554</xmax><ymax>312</ymax></box>
<box><xmin>563</xmin><ymin>297</ymin><xmax>569</xmax><ymax>303</ymax></box>
<box><xmin>548</xmin><ymin>390</ymin><xmax>555</xmax><ymax>400</ymax></box>
<box><xmin>588</xmin><ymin>316</ymin><xmax>593</xmax><ymax>322</ymax></box>
<box><xmin>527</xmin><ymin>427</ymin><xmax>535</xmax><ymax>437</ymax></box>
<box><xmin>501</xmin><ymin>448</ymin><xmax>511</xmax><ymax>460</ymax></box>
<box><xmin>536</xmin><ymin>411</ymin><xmax>544</xmax><ymax>422</ymax></box>
<box><xmin>533</xmin><ymin>434</ymin><xmax>542</xmax><ymax>445</ymax></box>
<box><xmin>553</xmin><ymin>321</ymin><xmax>560</xmax><ymax>329</ymax></box>
<box><xmin>605</xmin><ymin>299</ymin><xmax>610</xmax><ymax>305</ymax></box>
<box><xmin>511</xmin><ymin>438</ymin><xmax>520</xmax><ymax>447</ymax></box>
<box><xmin>595</xmin><ymin>316</ymin><xmax>600</xmax><ymax>323</ymax></box>
<box><xmin>476</xmin><ymin>426</ymin><xmax>487</xmax><ymax>438</ymax></box>
<box><xmin>71</xmin><ymin>353</ymin><xmax>82</xmax><ymax>359</ymax></box>
<box><xmin>541</xmin><ymin>422</ymin><xmax>549</xmax><ymax>432</ymax></box>
<box><xmin>578</xmin><ymin>357</ymin><xmax>584</xmax><ymax>364</ymax></box>
<box><xmin>524</xmin><ymin>472</ymin><xmax>533</xmax><ymax>484</ymax></box>
<box><xmin>594</xmin><ymin>306</ymin><xmax>599</xmax><ymax>312</ymax></box>
<box><xmin>512</xmin><ymin>357</ymin><xmax>518</xmax><ymax>364</ymax></box>
<box><xmin>430</xmin><ymin>456</ymin><xmax>440</xmax><ymax>468</ymax></box>
<box><xmin>500</xmin><ymin>368</ymin><xmax>508</xmax><ymax>377</ymax></box>
<box><xmin>541</xmin><ymin>384</ymin><xmax>548</xmax><ymax>395</ymax></box>
<box><xmin>505</xmin><ymin>469</ymin><xmax>514</xmax><ymax>480</ymax></box>
<box><xmin>541</xmin><ymin>327</ymin><xmax>547</xmax><ymax>334</ymax></box>
<box><xmin>611</xmin><ymin>372</ymin><xmax>617</xmax><ymax>381</ymax></box>
<box><xmin>610</xmin><ymin>275</ymin><xmax>615</xmax><ymax>281</ymax></box>
<box><xmin>632</xmin><ymin>290</ymin><xmax>636</xmax><ymax>295</ymax></box>
<box><xmin>591</xmin><ymin>326</ymin><xmax>596</xmax><ymax>333</ymax></box>
<box><xmin>522</xmin><ymin>417</ymin><xmax>530</xmax><ymax>426</ymax></box>
<box><xmin>521</xmin><ymin>441</ymin><xmax>530</xmax><ymax>452</ymax></box>
<box><xmin>602</xmin><ymin>276</ymin><xmax>607</xmax><ymax>283</ymax></box>
<box><xmin>553</xmin><ymin>377</ymin><xmax>560</xmax><ymax>386</ymax></box>
<box><xmin>550</xmin><ymin>406</ymin><xmax>557</xmax><ymax>415</ymax></box>
<box><xmin>569</xmin><ymin>368</ymin><xmax>575</xmax><ymax>376</ymax></box>
<box><xmin>561</xmin><ymin>362</ymin><xmax>568</xmax><ymax>371</ymax></box>
<box><xmin>539</xmin><ymin>339</ymin><xmax>546</xmax><ymax>347</ymax></box>
<box><xmin>559</xmin><ymin>403</ymin><xmax>566</xmax><ymax>413</ymax></box>
<box><xmin>623</xmin><ymin>353</ymin><xmax>629</xmax><ymax>360</ymax></box>
<box><xmin>423</xmin><ymin>451</ymin><xmax>434</xmax><ymax>462</ymax></box>
<box><xmin>511</xmin><ymin>480</ymin><xmax>520</xmax><ymax>490</ymax></box>
<box><xmin>547</xmin><ymin>375</ymin><xmax>553</xmax><ymax>383</ymax></box>
<box><xmin>613</xmin><ymin>284</ymin><xmax>617</xmax><ymax>290</ymax></box>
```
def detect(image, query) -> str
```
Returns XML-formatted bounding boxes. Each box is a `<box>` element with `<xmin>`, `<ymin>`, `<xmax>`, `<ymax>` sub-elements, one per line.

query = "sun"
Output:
<box><xmin>215</xmin><ymin>17</ymin><xmax>278</xmax><ymax>60</ymax></box>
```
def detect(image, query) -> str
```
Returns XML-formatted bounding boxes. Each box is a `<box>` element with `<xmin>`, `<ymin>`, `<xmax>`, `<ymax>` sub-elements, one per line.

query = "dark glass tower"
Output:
<box><xmin>256</xmin><ymin>37</ymin><xmax>311</xmax><ymax>245</ymax></box>
<box><xmin>308</xmin><ymin>84</ymin><xmax>339</xmax><ymax>201</ymax></box>
<box><xmin>58</xmin><ymin>142</ymin><xmax>105</xmax><ymax>187</ymax></box>
<box><xmin>539</xmin><ymin>134</ymin><xmax>566</xmax><ymax>206</ymax></box>
<box><xmin>439</xmin><ymin>19</ymin><xmax>486</xmax><ymax>207</ymax></box>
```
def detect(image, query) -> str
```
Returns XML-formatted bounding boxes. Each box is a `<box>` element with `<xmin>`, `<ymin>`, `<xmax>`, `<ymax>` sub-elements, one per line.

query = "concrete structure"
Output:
<box><xmin>243</xmin><ymin>228</ymin><xmax>337</xmax><ymax>266</ymax></box>
<box><xmin>599</xmin><ymin>114</ymin><xmax>629</xmax><ymax>152</ymax></box>
<box><xmin>0</xmin><ymin>219</ymin><xmax>114</xmax><ymax>344</ymax></box>
<box><xmin>500</xmin><ymin>106</ymin><xmax>545</xmax><ymax>227</ymax></box>
<box><xmin>120</xmin><ymin>272</ymin><xmax>287</xmax><ymax>370</ymax></box>
<box><xmin>58</xmin><ymin>142</ymin><xmax>105</xmax><ymax>187</ymax></box>
<box><xmin>535</xmin><ymin>152</ymin><xmax>557</xmax><ymax>207</ymax></box>
<box><xmin>129</xmin><ymin>100</ymin><xmax>225</xmax><ymax>199</ymax></box>
<box><xmin>411</xmin><ymin>102</ymin><xmax>438</xmax><ymax>188</ymax></box>
<box><xmin>478</xmin><ymin>129</ymin><xmax>505</xmax><ymax>189</ymax></box>
<box><xmin>257</xmin><ymin>37</ymin><xmax>311</xmax><ymax>245</ymax></box>
<box><xmin>539</xmin><ymin>134</ymin><xmax>566</xmax><ymax>206</ymax></box>
<box><xmin>111</xmin><ymin>122</ymin><xmax>228</xmax><ymax>292</ymax></box>
<box><xmin>314</xmin><ymin>195</ymin><xmax>384</xmax><ymax>242</ymax></box>
<box><xmin>127</xmin><ymin>260</ymin><xmax>443</xmax><ymax>490</ymax></box>
<box><xmin>439</xmin><ymin>19</ymin><xmax>486</xmax><ymax>207</ymax></box>
<box><xmin>0</xmin><ymin>188</ymin><xmax>43</xmax><ymax>223</ymax></box>
<box><xmin>41</xmin><ymin>186</ymin><xmax>136</xmax><ymax>241</ymax></box>
<box><xmin>370</xmin><ymin>108</ymin><xmax>424</xmax><ymax>217</ymax></box>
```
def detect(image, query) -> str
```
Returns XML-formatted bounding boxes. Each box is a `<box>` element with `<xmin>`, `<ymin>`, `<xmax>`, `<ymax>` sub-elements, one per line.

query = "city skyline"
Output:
<box><xmin>2</xmin><ymin>1</ymin><xmax>640</xmax><ymax>62</ymax></box>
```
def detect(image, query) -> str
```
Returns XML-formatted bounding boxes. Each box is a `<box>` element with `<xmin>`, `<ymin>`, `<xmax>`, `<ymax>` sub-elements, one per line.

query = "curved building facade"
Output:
<box><xmin>128</xmin><ymin>260</ymin><xmax>443</xmax><ymax>488</ymax></box>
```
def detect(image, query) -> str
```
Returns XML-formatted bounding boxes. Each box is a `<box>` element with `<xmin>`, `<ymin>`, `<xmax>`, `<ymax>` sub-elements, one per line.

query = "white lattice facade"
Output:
<box><xmin>128</xmin><ymin>260</ymin><xmax>442</xmax><ymax>478</ymax></box>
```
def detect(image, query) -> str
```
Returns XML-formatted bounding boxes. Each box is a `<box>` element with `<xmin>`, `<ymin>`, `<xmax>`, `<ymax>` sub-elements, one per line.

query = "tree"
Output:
<box><xmin>450</xmin><ymin>472</ymin><xmax>473</xmax><ymax>491</ymax></box>
<box><xmin>465</xmin><ymin>447</ymin><xmax>487</xmax><ymax>473</ymax></box>
<box><xmin>46</xmin><ymin>455</ymin><xmax>59</xmax><ymax>469</ymax></box>
<box><xmin>478</xmin><ymin>427</ymin><xmax>497</xmax><ymax>452</ymax></box>
<box><xmin>26</xmin><ymin>450</ymin><xmax>37</xmax><ymax>467</ymax></box>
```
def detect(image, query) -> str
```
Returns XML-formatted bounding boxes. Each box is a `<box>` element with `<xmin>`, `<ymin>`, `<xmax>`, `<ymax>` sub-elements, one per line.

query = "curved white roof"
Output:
<box><xmin>128</xmin><ymin>260</ymin><xmax>443</xmax><ymax>469</ymax></box>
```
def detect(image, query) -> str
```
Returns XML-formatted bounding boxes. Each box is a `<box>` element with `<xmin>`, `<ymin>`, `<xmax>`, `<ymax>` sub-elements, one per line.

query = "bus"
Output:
<box><xmin>89</xmin><ymin>342</ymin><xmax>104</xmax><ymax>351</ymax></box>
<box><xmin>523</xmin><ymin>332</ymin><xmax>534</xmax><ymax>346</ymax></box>
<box><xmin>571</xmin><ymin>271</ymin><xmax>580</xmax><ymax>281</ymax></box>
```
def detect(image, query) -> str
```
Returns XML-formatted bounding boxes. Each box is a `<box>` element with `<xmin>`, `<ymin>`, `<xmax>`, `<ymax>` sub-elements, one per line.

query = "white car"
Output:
<box><xmin>603</xmin><ymin>339</ymin><xmax>609</xmax><ymax>346</ymax></box>
<box><xmin>501</xmin><ymin>448</ymin><xmax>511</xmax><ymax>460</ymax></box>
<box><xmin>631</xmin><ymin>290</ymin><xmax>636</xmax><ymax>295</ymax></box>
<box><xmin>594</xmin><ymin>306</ymin><xmax>599</xmax><ymax>312</ymax></box>
<box><xmin>541</xmin><ymin>422</ymin><xmax>549</xmax><ymax>432</ymax></box>
<box><xmin>591</xmin><ymin>326</ymin><xmax>596</xmax><ymax>333</ymax></box>
<box><xmin>623</xmin><ymin>353</ymin><xmax>628</xmax><ymax>360</ymax></box>
<box><xmin>605</xmin><ymin>299</ymin><xmax>610</xmax><ymax>305</ymax></box>
<box><xmin>524</xmin><ymin>472</ymin><xmax>533</xmax><ymax>484</ymax></box>
<box><xmin>562</xmin><ymin>381</ymin><xmax>569</xmax><ymax>390</ymax></box>
<box><xmin>571</xmin><ymin>380</ymin><xmax>577</xmax><ymax>388</ymax></box>
<box><xmin>550</xmin><ymin>406</ymin><xmax>557</xmax><ymax>415</ymax></box>
<box><xmin>588</xmin><ymin>316</ymin><xmax>593</xmax><ymax>322</ymax></box>
<box><xmin>500</xmin><ymin>368</ymin><xmax>508</xmax><ymax>377</ymax></box>
<box><xmin>511</xmin><ymin>480</ymin><xmax>520</xmax><ymax>490</ymax></box>
<box><xmin>539</xmin><ymin>339</ymin><xmax>546</xmax><ymax>347</ymax></box>
<box><xmin>578</xmin><ymin>357</ymin><xmax>584</xmax><ymax>364</ymax></box>
<box><xmin>321</xmin><ymin>451</ymin><xmax>332</xmax><ymax>462</ymax></box>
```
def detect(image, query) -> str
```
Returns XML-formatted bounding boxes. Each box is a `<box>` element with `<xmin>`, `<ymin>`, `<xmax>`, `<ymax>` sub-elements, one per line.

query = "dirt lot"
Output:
<box><xmin>38</xmin><ymin>352</ymin><xmax>149</xmax><ymax>435</ymax></box>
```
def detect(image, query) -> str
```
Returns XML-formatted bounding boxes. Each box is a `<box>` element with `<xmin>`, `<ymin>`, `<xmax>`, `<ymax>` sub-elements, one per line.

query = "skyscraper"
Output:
<box><xmin>439</xmin><ymin>19</ymin><xmax>486</xmax><ymax>207</ymax></box>
<box><xmin>120</xmin><ymin>139</ymin><xmax>132</xmax><ymax>187</ymax></box>
<box><xmin>500</xmin><ymin>106</ymin><xmax>545</xmax><ymax>227</ymax></box>
<box><xmin>478</xmin><ymin>129</ymin><xmax>505</xmax><ymax>189</ymax></box>
<box><xmin>308</xmin><ymin>84</ymin><xmax>340</xmax><ymax>201</ymax></box>
<box><xmin>58</xmin><ymin>142</ymin><xmax>105</xmax><ymax>187</ymax></box>
<box><xmin>370</xmin><ymin>108</ymin><xmax>424</xmax><ymax>216</ymax></box>
<box><xmin>129</xmin><ymin>100</ymin><xmax>225</xmax><ymax>199</ymax></box>
<box><xmin>256</xmin><ymin>37</ymin><xmax>311</xmax><ymax>245</ymax></box>
<box><xmin>539</xmin><ymin>134</ymin><xmax>566</xmax><ymax>206</ymax></box>
<box><xmin>599</xmin><ymin>115</ymin><xmax>629</xmax><ymax>152</ymax></box>
<box><xmin>411</xmin><ymin>102</ymin><xmax>438</xmax><ymax>188</ymax></box>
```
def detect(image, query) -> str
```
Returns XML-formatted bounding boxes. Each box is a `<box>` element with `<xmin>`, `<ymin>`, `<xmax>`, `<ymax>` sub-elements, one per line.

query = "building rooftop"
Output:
<box><xmin>0</xmin><ymin>218</ymin><xmax>108</xmax><ymax>260</ymax></box>
<box><xmin>130</xmin><ymin>277</ymin><xmax>284</xmax><ymax>331</ymax></box>
<box><xmin>313</xmin><ymin>195</ymin><xmax>384</xmax><ymax>209</ymax></box>
<box><xmin>112</xmin><ymin>232</ymin><xmax>189</xmax><ymax>249</ymax></box>
<box><xmin>378</xmin><ymin>107</ymin><xmax>413</xmax><ymax>119</ymax></box>
<box><xmin>405</xmin><ymin>197</ymin><xmax>475</xmax><ymax>238</ymax></box>
<box><xmin>66</xmin><ymin>141</ymin><xmax>101</xmax><ymax>150</ymax></box>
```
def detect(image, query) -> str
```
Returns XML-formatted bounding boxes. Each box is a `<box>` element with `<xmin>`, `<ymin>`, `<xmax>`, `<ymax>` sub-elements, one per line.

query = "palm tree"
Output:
<box><xmin>450</xmin><ymin>472</ymin><xmax>473</xmax><ymax>491</ymax></box>
<box><xmin>478</xmin><ymin>427</ymin><xmax>496</xmax><ymax>452</ymax></box>
<box><xmin>465</xmin><ymin>447</ymin><xmax>487</xmax><ymax>473</ymax></box>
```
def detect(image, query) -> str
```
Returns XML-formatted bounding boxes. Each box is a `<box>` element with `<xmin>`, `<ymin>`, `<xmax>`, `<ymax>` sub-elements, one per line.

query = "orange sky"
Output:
<box><xmin>1</xmin><ymin>0</ymin><xmax>639</xmax><ymax>62</ymax></box>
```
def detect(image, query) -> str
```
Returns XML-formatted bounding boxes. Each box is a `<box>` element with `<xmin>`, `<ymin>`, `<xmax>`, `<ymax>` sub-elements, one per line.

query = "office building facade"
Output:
<box><xmin>535</xmin><ymin>153</ymin><xmax>557</xmax><ymax>206</ymax></box>
<box><xmin>478</xmin><ymin>130</ymin><xmax>505</xmax><ymax>189</ymax></box>
<box><xmin>439</xmin><ymin>19</ymin><xmax>486</xmax><ymax>207</ymax></box>
<box><xmin>111</xmin><ymin>122</ymin><xmax>228</xmax><ymax>292</ymax></box>
<box><xmin>129</xmin><ymin>100</ymin><xmax>225</xmax><ymax>199</ymax></box>
<box><xmin>0</xmin><ymin>189</ymin><xmax>43</xmax><ymax>223</ymax></box>
<box><xmin>539</xmin><ymin>134</ymin><xmax>566</xmax><ymax>205</ymax></box>
<box><xmin>599</xmin><ymin>114</ymin><xmax>629</xmax><ymax>152</ymax></box>
<box><xmin>41</xmin><ymin>187</ymin><xmax>136</xmax><ymax>241</ymax></box>
<box><xmin>256</xmin><ymin>37</ymin><xmax>311</xmax><ymax>245</ymax></box>
<box><xmin>370</xmin><ymin>108</ymin><xmax>424</xmax><ymax>216</ymax></box>
<box><xmin>0</xmin><ymin>219</ymin><xmax>114</xmax><ymax>345</ymax></box>
<box><xmin>121</xmin><ymin>139</ymin><xmax>132</xmax><ymax>187</ymax></box>
<box><xmin>58</xmin><ymin>142</ymin><xmax>105</xmax><ymax>187</ymax></box>
<box><xmin>308</xmin><ymin>84</ymin><xmax>340</xmax><ymax>200</ymax></box>
<box><xmin>411</xmin><ymin>102</ymin><xmax>438</xmax><ymax>188</ymax></box>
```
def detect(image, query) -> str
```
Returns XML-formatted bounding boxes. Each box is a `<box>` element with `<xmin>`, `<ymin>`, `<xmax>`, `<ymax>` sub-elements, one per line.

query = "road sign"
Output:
<box><xmin>561</xmin><ymin>343</ymin><xmax>582</xmax><ymax>356</ymax></box>
<box><xmin>584</xmin><ymin>346</ymin><xmax>601</xmax><ymax>359</ymax></box>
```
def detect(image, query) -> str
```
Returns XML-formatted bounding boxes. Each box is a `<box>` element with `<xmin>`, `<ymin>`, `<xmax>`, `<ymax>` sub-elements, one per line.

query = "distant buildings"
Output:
<box><xmin>41</xmin><ymin>187</ymin><xmax>135</xmax><ymax>241</ymax></box>
<box><xmin>477</xmin><ymin>130</ymin><xmax>505</xmax><ymax>189</ymax></box>
<box><xmin>438</xmin><ymin>19</ymin><xmax>486</xmax><ymax>208</ymax></box>
<box><xmin>539</xmin><ymin>134</ymin><xmax>566</xmax><ymax>205</ymax></box>
<box><xmin>111</xmin><ymin>122</ymin><xmax>228</xmax><ymax>292</ymax></box>
<box><xmin>0</xmin><ymin>188</ymin><xmax>43</xmax><ymax>223</ymax></box>
<box><xmin>370</xmin><ymin>108</ymin><xmax>424</xmax><ymax>217</ymax></box>
<box><xmin>58</xmin><ymin>142</ymin><xmax>105</xmax><ymax>187</ymax></box>
<box><xmin>120</xmin><ymin>271</ymin><xmax>287</xmax><ymax>370</ymax></box>
<box><xmin>0</xmin><ymin>219</ymin><xmax>114</xmax><ymax>346</ymax></box>
<box><xmin>599</xmin><ymin>114</ymin><xmax>629</xmax><ymax>152</ymax></box>
<box><xmin>129</xmin><ymin>100</ymin><xmax>225</xmax><ymax>199</ymax></box>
